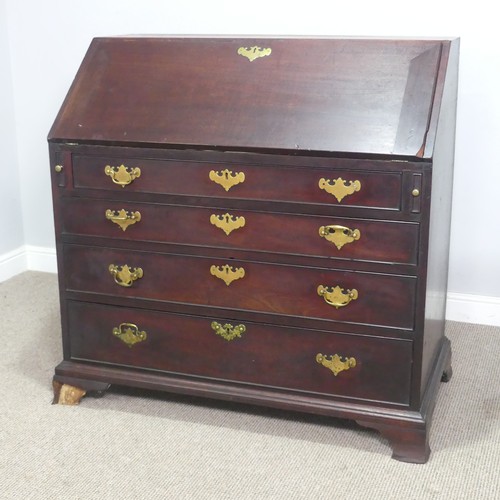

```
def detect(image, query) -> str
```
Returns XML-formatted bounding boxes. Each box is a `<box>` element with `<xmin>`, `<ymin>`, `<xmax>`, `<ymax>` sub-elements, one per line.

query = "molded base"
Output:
<box><xmin>52</xmin><ymin>338</ymin><xmax>451</xmax><ymax>463</ymax></box>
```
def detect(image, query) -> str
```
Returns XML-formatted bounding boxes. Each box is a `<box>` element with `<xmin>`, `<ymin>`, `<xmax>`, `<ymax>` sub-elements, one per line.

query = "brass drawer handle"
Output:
<box><xmin>104</xmin><ymin>164</ymin><xmax>141</xmax><ymax>187</ymax></box>
<box><xmin>210</xmin><ymin>213</ymin><xmax>246</xmax><ymax>235</ymax></box>
<box><xmin>211</xmin><ymin>321</ymin><xmax>246</xmax><ymax>341</ymax></box>
<box><xmin>109</xmin><ymin>264</ymin><xmax>143</xmax><ymax>287</ymax></box>
<box><xmin>319</xmin><ymin>225</ymin><xmax>361</xmax><ymax>250</ymax></box>
<box><xmin>209</xmin><ymin>168</ymin><xmax>245</xmax><ymax>191</ymax></box>
<box><xmin>238</xmin><ymin>46</ymin><xmax>272</xmax><ymax>62</ymax></box>
<box><xmin>317</xmin><ymin>285</ymin><xmax>358</xmax><ymax>309</ymax></box>
<box><xmin>316</xmin><ymin>353</ymin><xmax>357</xmax><ymax>376</ymax></box>
<box><xmin>113</xmin><ymin>322</ymin><xmax>147</xmax><ymax>347</ymax></box>
<box><xmin>318</xmin><ymin>177</ymin><xmax>361</xmax><ymax>202</ymax></box>
<box><xmin>210</xmin><ymin>265</ymin><xmax>245</xmax><ymax>286</ymax></box>
<box><xmin>105</xmin><ymin>209</ymin><xmax>141</xmax><ymax>231</ymax></box>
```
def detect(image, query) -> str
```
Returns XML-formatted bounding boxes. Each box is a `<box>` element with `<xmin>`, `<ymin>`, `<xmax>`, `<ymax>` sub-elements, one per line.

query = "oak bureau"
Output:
<box><xmin>49</xmin><ymin>37</ymin><xmax>459</xmax><ymax>463</ymax></box>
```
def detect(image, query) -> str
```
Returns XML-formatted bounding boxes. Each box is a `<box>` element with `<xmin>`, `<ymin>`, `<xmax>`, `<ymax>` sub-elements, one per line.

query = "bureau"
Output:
<box><xmin>48</xmin><ymin>37</ymin><xmax>459</xmax><ymax>463</ymax></box>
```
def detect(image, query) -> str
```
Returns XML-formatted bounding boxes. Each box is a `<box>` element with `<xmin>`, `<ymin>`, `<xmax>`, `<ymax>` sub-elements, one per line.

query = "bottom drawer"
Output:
<box><xmin>67</xmin><ymin>301</ymin><xmax>413</xmax><ymax>405</ymax></box>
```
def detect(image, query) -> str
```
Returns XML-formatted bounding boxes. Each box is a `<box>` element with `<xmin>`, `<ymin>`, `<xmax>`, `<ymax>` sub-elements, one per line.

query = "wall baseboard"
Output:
<box><xmin>0</xmin><ymin>245</ymin><xmax>57</xmax><ymax>282</ymax></box>
<box><xmin>1</xmin><ymin>246</ymin><xmax>499</xmax><ymax>327</ymax></box>
<box><xmin>0</xmin><ymin>246</ymin><xmax>28</xmax><ymax>282</ymax></box>
<box><xmin>446</xmin><ymin>292</ymin><xmax>500</xmax><ymax>327</ymax></box>
<box><xmin>25</xmin><ymin>245</ymin><xmax>58</xmax><ymax>274</ymax></box>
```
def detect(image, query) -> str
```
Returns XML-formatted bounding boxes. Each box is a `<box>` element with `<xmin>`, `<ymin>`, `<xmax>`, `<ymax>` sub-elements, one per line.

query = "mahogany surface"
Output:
<box><xmin>48</xmin><ymin>38</ymin><xmax>442</xmax><ymax>157</ymax></box>
<box><xmin>63</xmin><ymin>244</ymin><xmax>417</xmax><ymax>330</ymax></box>
<box><xmin>60</xmin><ymin>197</ymin><xmax>419</xmax><ymax>265</ymax></box>
<box><xmin>71</xmin><ymin>154</ymin><xmax>404</xmax><ymax>209</ymax></box>
<box><xmin>67</xmin><ymin>300</ymin><xmax>413</xmax><ymax>405</ymax></box>
<box><xmin>49</xmin><ymin>36</ymin><xmax>458</xmax><ymax>463</ymax></box>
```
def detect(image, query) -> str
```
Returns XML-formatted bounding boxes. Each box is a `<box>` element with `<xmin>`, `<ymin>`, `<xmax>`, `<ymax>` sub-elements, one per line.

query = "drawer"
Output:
<box><xmin>67</xmin><ymin>300</ymin><xmax>413</xmax><ymax>405</ymax></box>
<box><xmin>61</xmin><ymin>198</ymin><xmax>419</xmax><ymax>265</ymax></box>
<box><xmin>64</xmin><ymin>245</ymin><xmax>417</xmax><ymax>330</ymax></box>
<box><xmin>72</xmin><ymin>155</ymin><xmax>403</xmax><ymax>210</ymax></box>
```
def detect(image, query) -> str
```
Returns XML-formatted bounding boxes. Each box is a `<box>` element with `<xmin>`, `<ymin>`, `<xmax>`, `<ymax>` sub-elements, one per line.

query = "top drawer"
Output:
<box><xmin>71</xmin><ymin>155</ymin><xmax>403</xmax><ymax>210</ymax></box>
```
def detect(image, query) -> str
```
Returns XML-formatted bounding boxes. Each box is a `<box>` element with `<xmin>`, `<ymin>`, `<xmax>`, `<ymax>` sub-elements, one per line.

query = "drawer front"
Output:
<box><xmin>67</xmin><ymin>300</ymin><xmax>413</xmax><ymax>405</ymax></box>
<box><xmin>72</xmin><ymin>155</ymin><xmax>402</xmax><ymax>210</ymax></box>
<box><xmin>61</xmin><ymin>198</ymin><xmax>419</xmax><ymax>265</ymax></box>
<box><xmin>64</xmin><ymin>245</ymin><xmax>416</xmax><ymax>330</ymax></box>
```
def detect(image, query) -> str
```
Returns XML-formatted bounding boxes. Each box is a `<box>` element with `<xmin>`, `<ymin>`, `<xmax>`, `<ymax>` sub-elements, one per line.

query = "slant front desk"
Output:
<box><xmin>48</xmin><ymin>37</ymin><xmax>459</xmax><ymax>463</ymax></box>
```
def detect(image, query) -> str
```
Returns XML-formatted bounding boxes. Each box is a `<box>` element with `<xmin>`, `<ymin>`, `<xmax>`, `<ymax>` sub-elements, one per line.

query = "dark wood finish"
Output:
<box><xmin>357</xmin><ymin>337</ymin><xmax>451</xmax><ymax>462</ymax></box>
<box><xmin>71</xmin><ymin>154</ymin><xmax>403</xmax><ymax>209</ymax></box>
<box><xmin>48</xmin><ymin>37</ymin><xmax>444</xmax><ymax>158</ymax></box>
<box><xmin>67</xmin><ymin>300</ymin><xmax>413</xmax><ymax>404</ymax></box>
<box><xmin>419</xmin><ymin>40</ymin><xmax>459</xmax><ymax>393</ymax></box>
<box><xmin>63</xmin><ymin>244</ymin><xmax>417</xmax><ymax>330</ymax></box>
<box><xmin>61</xmin><ymin>197</ymin><xmax>419</xmax><ymax>265</ymax></box>
<box><xmin>49</xmin><ymin>37</ymin><xmax>458</xmax><ymax>462</ymax></box>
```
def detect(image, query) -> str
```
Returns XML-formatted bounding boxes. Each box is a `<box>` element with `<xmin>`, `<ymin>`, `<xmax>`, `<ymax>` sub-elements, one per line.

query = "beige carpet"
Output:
<box><xmin>1</xmin><ymin>272</ymin><xmax>499</xmax><ymax>499</ymax></box>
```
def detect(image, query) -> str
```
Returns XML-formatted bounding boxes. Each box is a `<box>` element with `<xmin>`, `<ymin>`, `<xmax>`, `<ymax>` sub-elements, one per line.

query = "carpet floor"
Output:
<box><xmin>1</xmin><ymin>271</ymin><xmax>499</xmax><ymax>499</ymax></box>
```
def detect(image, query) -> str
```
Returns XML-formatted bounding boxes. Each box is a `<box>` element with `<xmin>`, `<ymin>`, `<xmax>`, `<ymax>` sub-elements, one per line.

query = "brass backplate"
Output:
<box><xmin>113</xmin><ymin>323</ymin><xmax>147</xmax><ymax>347</ymax></box>
<box><xmin>317</xmin><ymin>285</ymin><xmax>358</xmax><ymax>309</ymax></box>
<box><xmin>316</xmin><ymin>353</ymin><xmax>357</xmax><ymax>376</ymax></box>
<box><xmin>104</xmin><ymin>164</ymin><xmax>141</xmax><ymax>187</ymax></box>
<box><xmin>210</xmin><ymin>264</ymin><xmax>245</xmax><ymax>286</ymax></box>
<box><xmin>105</xmin><ymin>209</ymin><xmax>141</xmax><ymax>231</ymax></box>
<box><xmin>109</xmin><ymin>264</ymin><xmax>143</xmax><ymax>287</ymax></box>
<box><xmin>211</xmin><ymin>321</ymin><xmax>246</xmax><ymax>341</ymax></box>
<box><xmin>210</xmin><ymin>213</ymin><xmax>246</xmax><ymax>235</ymax></box>
<box><xmin>318</xmin><ymin>177</ymin><xmax>361</xmax><ymax>202</ymax></box>
<box><xmin>209</xmin><ymin>169</ymin><xmax>245</xmax><ymax>191</ymax></box>
<box><xmin>237</xmin><ymin>46</ymin><xmax>272</xmax><ymax>62</ymax></box>
<box><xmin>319</xmin><ymin>225</ymin><xmax>361</xmax><ymax>250</ymax></box>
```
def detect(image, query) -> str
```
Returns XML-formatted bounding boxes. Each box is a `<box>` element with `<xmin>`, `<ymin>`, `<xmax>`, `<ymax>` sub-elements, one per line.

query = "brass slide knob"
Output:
<box><xmin>319</xmin><ymin>225</ymin><xmax>361</xmax><ymax>250</ymax></box>
<box><xmin>317</xmin><ymin>285</ymin><xmax>358</xmax><ymax>309</ymax></box>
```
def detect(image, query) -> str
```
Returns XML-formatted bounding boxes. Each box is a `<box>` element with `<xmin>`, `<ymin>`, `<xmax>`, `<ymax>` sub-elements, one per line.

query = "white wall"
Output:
<box><xmin>0</xmin><ymin>0</ymin><xmax>24</xmax><ymax>269</ymax></box>
<box><xmin>3</xmin><ymin>0</ymin><xmax>500</xmax><ymax>323</ymax></box>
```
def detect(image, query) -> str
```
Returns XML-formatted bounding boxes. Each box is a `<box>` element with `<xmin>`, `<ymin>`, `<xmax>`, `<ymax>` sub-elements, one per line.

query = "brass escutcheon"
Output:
<box><xmin>318</xmin><ymin>177</ymin><xmax>361</xmax><ymax>202</ymax></box>
<box><xmin>209</xmin><ymin>169</ymin><xmax>245</xmax><ymax>191</ymax></box>
<box><xmin>105</xmin><ymin>209</ymin><xmax>141</xmax><ymax>231</ymax></box>
<box><xmin>316</xmin><ymin>353</ymin><xmax>357</xmax><ymax>376</ymax></box>
<box><xmin>109</xmin><ymin>264</ymin><xmax>143</xmax><ymax>287</ymax></box>
<box><xmin>319</xmin><ymin>225</ymin><xmax>361</xmax><ymax>250</ymax></box>
<box><xmin>210</xmin><ymin>213</ymin><xmax>246</xmax><ymax>235</ymax></box>
<box><xmin>113</xmin><ymin>323</ymin><xmax>147</xmax><ymax>347</ymax></box>
<box><xmin>104</xmin><ymin>164</ymin><xmax>141</xmax><ymax>187</ymax></box>
<box><xmin>317</xmin><ymin>285</ymin><xmax>358</xmax><ymax>309</ymax></box>
<box><xmin>237</xmin><ymin>46</ymin><xmax>272</xmax><ymax>62</ymax></box>
<box><xmin>211</xmin><ymin>321</ymin><xmax>246</xmax><ymax>341</ymax></box>
<box><xmin>210</xmin><ymin>264</ymin><xmax>245</xmax><ymax>286</ymax></box>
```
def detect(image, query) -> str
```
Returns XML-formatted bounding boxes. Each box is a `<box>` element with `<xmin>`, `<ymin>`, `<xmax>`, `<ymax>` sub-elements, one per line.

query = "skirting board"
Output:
<box><xmin>0</xmin><ymin>245</ymin><xmax>57</xmax><ymax>283</ymax></box>
<box><xmin>446</xmin><ymin>292</ymin><xmax>500</xmax><ymax>328</ymax></box>
<box><xmin>0</xmin><ymin>246</ymin><xmax>499</xmax><ymax>327</ymax></box>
